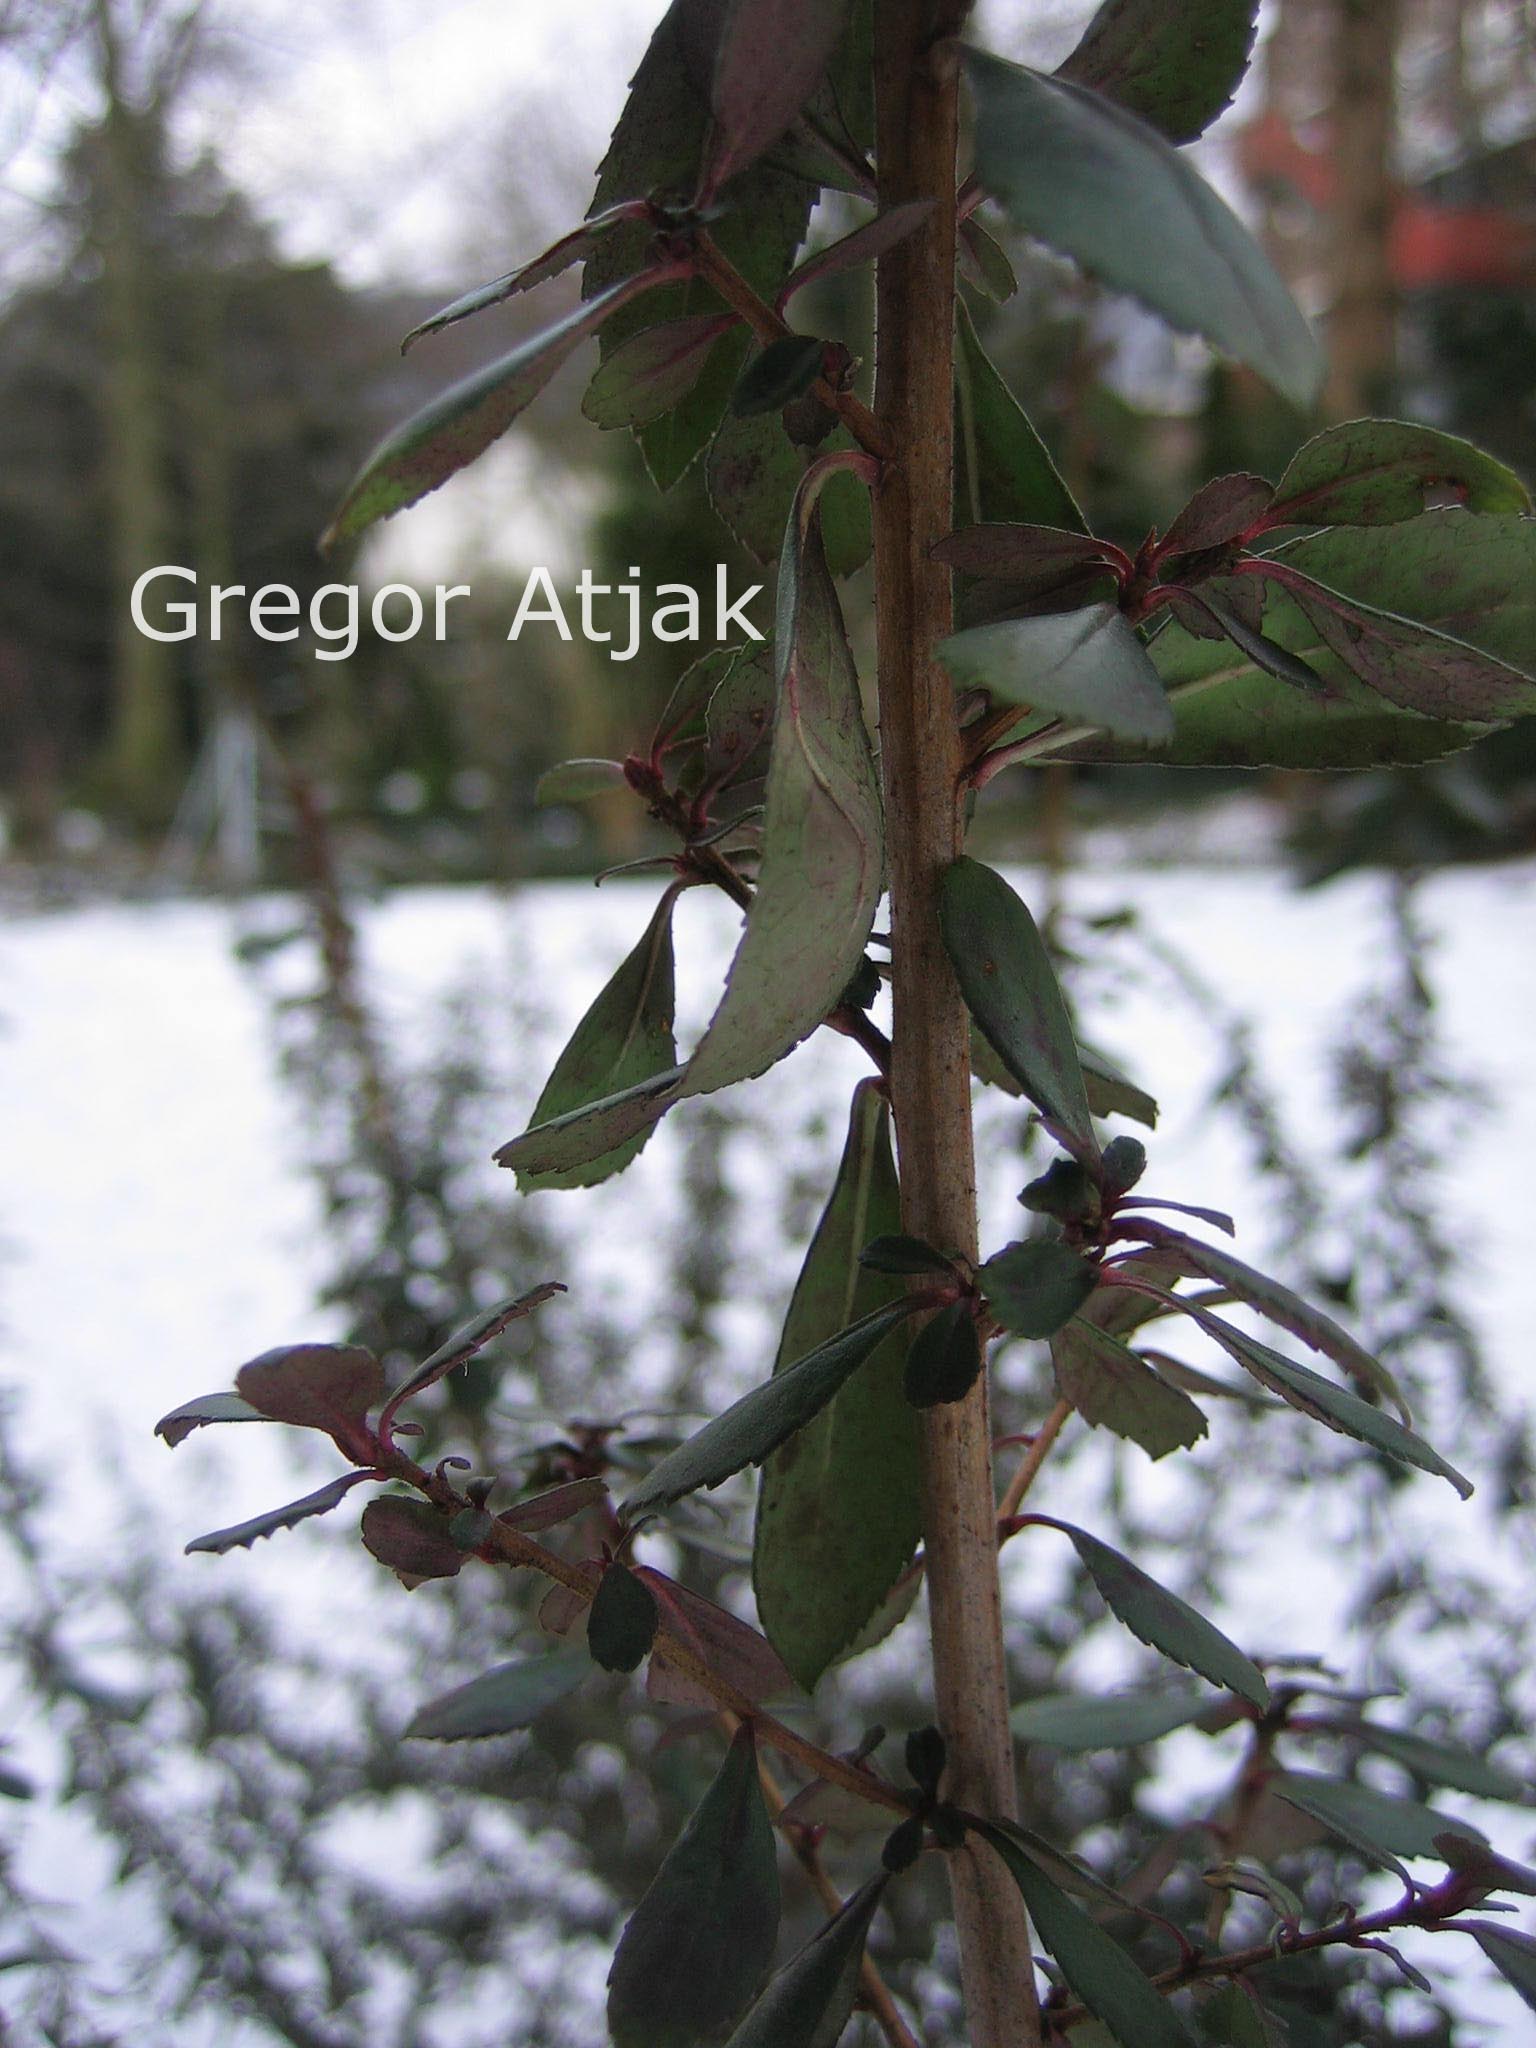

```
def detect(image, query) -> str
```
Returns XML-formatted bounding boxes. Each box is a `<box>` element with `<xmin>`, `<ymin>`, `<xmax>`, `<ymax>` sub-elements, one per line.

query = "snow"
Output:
<box><xmin>2</xmin><ymin>859</ymin><xmax>1535</xmax><ymax>2037</ymax></box>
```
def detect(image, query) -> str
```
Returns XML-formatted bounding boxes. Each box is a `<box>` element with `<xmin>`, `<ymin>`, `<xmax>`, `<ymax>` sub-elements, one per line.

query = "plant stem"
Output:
<box><xmin>871</xmin><ymin>10</ymin><xmax>1043</xmax><ymax>2044</ymax></box>
<box><xmin>997</xmin><ymin>1399</ymin><xmax>1073</xmax><ymax>1524</ymax></box>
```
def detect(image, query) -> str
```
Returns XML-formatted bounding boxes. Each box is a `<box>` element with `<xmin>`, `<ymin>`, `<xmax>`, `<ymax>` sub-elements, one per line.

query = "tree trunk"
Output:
<box><xmin>1325</xmin><ymin>0</ymin><xmax>1401</xmax><ymax>416</ymax></box>
<box><xmin>871</xmin><ymin>7</ymin><xmax>1042</xmax><ymax>2043</ymax></box>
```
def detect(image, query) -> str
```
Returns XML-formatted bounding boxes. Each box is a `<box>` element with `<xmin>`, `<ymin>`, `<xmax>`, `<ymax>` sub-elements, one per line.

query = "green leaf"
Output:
<box><xmin>1266</xmin><ymin>418</ymin><xmax>1531</xmax><ymax>530</ymax></box>
<box><xmin>360</xmin><ymin>1497</ymin><xmax>465</xmax><ymax>1584</ymax></box>
<box><xmin>404</xmin><ymin>1649</ymin><xmax>589</xmax><ymax>1740</ymax></box>
<box><xmin>1013</xmin><ymin>1687</ymin><xmax>1214</xmax><ymax>1750</ymax></box>
<box><xmin>588</xmin><ymin>1561</ymin><xmax>659</xmax><ymax>1674</ymax></box>
<box><xmin>235</xmin><ymin>1344</ymin><xmax>384</xmax><ymax>1450</ymax></box>
<box><xmin>1035</xmin><ymin>1516</ymin><xmax>1268</xmax><ymax>1708</ymax></box>
<box><xmin>512</xmin><ymin>893</ymin><xmax>679</xmax><ymax>1191</ymax></box>
<box><xmin>1345</xmin><ymin>1722</ymin><xmax>1525</xmax><ymax>1802</ymax></box>
<box><xmin>186</xmin><ymin>1473</ymin><xmax>369</xmax><ymax>1557</ymax></box>
<box><xmin>322</xmin><ymin>267</ymin><xmax>675</xmax><ymax>549</ymax></box>
<box><xmin>721</xmin><ymin>1876</ymin><xmax>888</xmax><ymax>2048</ymax></box>
<box><xmin>1183</xmin><ymin>1307</ymin><xmax>1473</xmax><ymax>1499</ymax></box>
<box><xmin>732</xmin><ymin>334</ymin><xmax>826</xmax><ymax>417</ymax></box>
<box><xmin>1199</xmin><ymin>1982</ymin><xmax>1287</xmax><ymax>2048</ymax></box>
<box><xmin>583</xmin><ymin>313</ymin><xmax>738</xmax><ymax>429</ymax></box>
<box><xmin>704</xmin><ymin>641</ymin><xmax>779</xmax><ymax>786</ymax></box>
<box><xmin>608</xmin><ymin>1725</ymin><xmax>781</xmax><ymax>2048</ymax></box>
<box><xmin>754</xmin><ymin>1083</ymin><xmax>923</xmax><ymax>1690</ymax></box>
<box><xmin>1080</xmin><ymin>1043</ymin><xmax>1159</xmax><ymax>1128</ymax></box>
<box><xmin>623</xmin><ymin>1300</ymin><xmax>919</xmax><ymax>1521</ymax></box>
<box><xmin>982</xmin><ymin>1240</ymin><xmax>1100</xmax><ymax>1340</ymax></box>
<box><xmin>682</xmin><ymin>478</ymin><xmax>882</xmax><ymax>1098</ymax></box>
<box><xmin>939</xmin><ymin>857</ymin><xmax>1100</xmax><ymax>1167</ymax></box>
<box><xmin>954</xmin><ymin>298</ymin><xmax>1086</xmax><ymax>532</ymax></box>
<box><xmin>942</xmin><ymin>606</ymin><xmax>1175</xmax><ymax>744</ymax></box>
<box><xmin>398</xmin><ymin>203</ymin><xmax>644</xmax><ymax>351</ymax></box>
<box><xmin>958</xmin><ymin>216</ymin><xmax>1018</xmax><ymax>301</ymax></box>
<box><xmin>388</xmin><ymin>1282</ymin><xmax>567</xmax><ymax>1409</ymax></box>
<box><xmin>977</xmin><ymin>1822</ymin><xmax>1199</xmax><ymax>2048</ymax></box>
<box><xmin>1472</xmin><ymin>1924</ymin><xmax>1536</xmax><ymax>2016</ymax></box>
<box><xmin>535</xmin><ymin>758</ymin><xmax>629</xmax><ymax>806</ymax></box>
<box><xmin>154</xmin><ymin>1391</ymin><xmax>267</xmax><ymax>1447</ymax></box>
<box><xmin>1052</xmin><ymin>1317</ymin><xmax>1207</xmax><ymax>1460</ymax></box>
<box><xmin>709</xmin><ymin>408</ymin><xmax>872</xmax><ymax>575</ymax></box>
<box><xmin>1128</xmin><ymin>1223</ymin><xmax>1405</xmax><ymax>1416</ymax></box>
<box><xmin>584</xmin><ymin>1</ymin><xmax>817</xmax><ymax>489</ymax></box>
<box><xmin>1063</xmin><ymin>513</ymin><xmax>1536</xmax><ymax>769</ymax></box>
<box><xmin>700</xmin><ymin>0</ymin><xmax>851</xmax><ymax>201</ymax></box>
<box><xmin>965</xmin><ymin>49</ymin><xmax>1321</xmax><ymax>407</ymax></box>
<box><xmin>1271</xmin><ymin>1771</ymin><xmax>1484</xmax><ymax>1865</ymax></box>
<box><xmin>1056</xmin><ymin>0</ymin><xmax>1260</xmax><ymax>144</ymax></box>
<box><xmin>903</xmin><ymin>1301</ymin><xmax>984</xmax><ymax>1408</ymax></box>
<box><xmin>858</xmin><ymin>1234</ymin><xmax>953</xmax><ymax>1277</ymax></box>
<box><xmin>494</xmin><ymin>1066</ymin><xmax>688</xmax><ymax>1184</ymax></box>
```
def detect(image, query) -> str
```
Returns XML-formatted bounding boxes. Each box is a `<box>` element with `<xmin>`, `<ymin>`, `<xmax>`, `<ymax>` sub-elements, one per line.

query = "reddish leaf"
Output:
<box><xmin>779</xmin><ymin>199</ymin><xmax>934</xmax><ymax>308</ymax></box>
<box><xmin>934</xmin><ymin>521</ymin><xmax>1119</xmax><ymax>592</ymax></box>
<box><xmin>1159</xmin><ymin>472</ymin><xmax>1273</xmax><ymax>555</ymax></box>
<box><xmin>499</xmin><ymin>1476</ymin><xmax>610</xmax><ymax>1534</ymax></box>
<box><xmin>583</xmin><ymin>312</ymin><xmax>739</xmax><ymax>430</ymax></box>
<box><xmin>186</xmin><ymin>1473</ymin><xmax>372</xmax><ymax>1557</ymax></box>
<box><xmin>360</xmin><ymin>1497</ymin><xmax>465</xmax><ymax>1585</ymax></box>
<box><xmin>539</xmin><ymin>1562</ymin><xmax>601</xmax><ymax>1638</ymax></box>
<box><xmin>399</xmin><ymin>200</ymin><xmax>649</xmax><ymax>352</ymax></box>
<box><xmin>155</xmin><ymin>1391</ymin><xmax>267</xmax><ymax>1447</ymax></box>
<box><xmin>235</xmin><ymin>1344</ymin><xmax>384</xmax><ymax>1457</ymax></box>
<box><xmin>699</xmin><ymin>0</ymin><xmax>851</xmax><ymax>203</ymax></box>
<box><xmin>639</xmin><ymin>1571</ymin><xmax>796</xmax><ymax>1707</ymax></box>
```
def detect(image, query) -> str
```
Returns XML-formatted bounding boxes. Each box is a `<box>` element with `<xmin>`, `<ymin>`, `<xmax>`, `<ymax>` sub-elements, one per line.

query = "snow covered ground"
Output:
<box><xmin>2</xmin><ymin>857</ymin><xmax>1535</xmax><ymax>2038</ymax></box>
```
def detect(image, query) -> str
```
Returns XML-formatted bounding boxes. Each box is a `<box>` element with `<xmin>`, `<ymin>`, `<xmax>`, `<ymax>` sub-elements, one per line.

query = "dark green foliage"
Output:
<box><xmin>606</xmin><ymin>1726</ymin><xmax>781</xmax><ymax>2048</ymax></box>
<box><xmin>404</xmin><ymin>1650</ymin><xmax>590</xmax><ymax>1741</ymax></box>
<box><xmin>731</xmin><ymin>334</ymin><xmax>826</xmax><ymax>417</ymax></box>
<box><xmin>588</xmin><ymin>1562</ymin><xmax>660</xmax><ymax>1673</ymax></box>
<box><xmin>903</xmin><ymin>1302</ymin><xmax>983</xmax><ymax>1408</ymax></box>
<box><xmin>1056</xmin><ymin>0</ymin><xmax>1260</xmax><ymax>144</ymax></box>
<box><xmin>720</xmin><ymin>1877</ymin><xmax>888</xmax><ymax>2048</ymax></box>
<box><xmin>980</xmin><ymin>1241</ymin><xmax>1099</xmax><ymax>1340</ymax></box>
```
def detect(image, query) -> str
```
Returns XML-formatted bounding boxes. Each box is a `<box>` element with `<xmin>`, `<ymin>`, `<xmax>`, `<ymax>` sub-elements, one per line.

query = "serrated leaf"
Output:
<box><xmin>608</xmin><ymin>1724</ymin><xmax>781</xmax><ymax>2048</ymax></box>
<box><xmin>1341</xmin><ymin>1724</ymin><xmax>1525</xmax><ymax>1802</ymax></box>
<box><xmin>1056</xmin><ymin>0</ymin><xmax>1260</xmax><ymax>144</ymax></box>
<box><xmin>943</xmin><ymin>605</ymin><xmax>1175</xmax><ymax>744</ymax></box>
<box><xmin>588</xmin><ymin>1561</ymin><xmax>659</xmax><ymax>1673</ymax></box>
<box><xmin>404</xmin><ymin>1649</ymin><xmax>589</xmax><ymax>1740</ymax></box>
<box><xmin>754</xmin><ymin>1083</ymin><xmax>922</xmax><ymax>1690</ymax></box>
<box><xmin>512</xmin><ymin>894</ymin><xmax>679</xmax><ymax>1191</ymax></box>
<box><xmin>1126</xmin><ymin>1222</ymin><xmax>1404</xmax><ymax>1414</ymax></box>
<box><xmin>1036</xmin><ymin>1516</ymin><xmax>1268</xmax><ymax>1707</ymax></box>
<box><xmin>398</xmin><ymin>203</ymin><xmax>645</xmax><ymax>351</ymax></box>
<box><xmin>682</xmin><ymin>477</ymin><xmax>882</xmax><ymax>1097</ymax></box>
<box><xmin>235</xmin><ymin>1344</ymin><xmax>384</xmax><ymax>1453</ymax></box>
<box><xmin>535</xmin><ymin>758</ymin><xmax>629</xmax><ymax>806</ymax></box>
<box><xmin>360</xmin><ymin>1496</ymin><xmax>464</xmax><ymax>1583</ymax></box>
<box><xmin>965</xmin><ymin>49</ymin><xmax>1321</xmax><ymax>407</ymax></box>
<box><xmin>982</xmin><ymin>1240</ymin><xmax>1100</xmax><ymax>1339</ymax></box>
<box><xmin>1265</xmin><ymin>418</ymin><xmax>1531</xmax><ymax>530</ymax></box>
<box><xmin>954</xmin><ymin>298</ymin><xmax>1086</xmax><ymax>533</ymax></box>
<box><xmin>154</xmin><ymin>1391</ymin><xmax>267</xmax><ymax>1447</ymax></box>
<box><xmin>1052</xmin><ymin>1317</ymin><xmax>1207</xmax><ymax>1459</ymax></box>
<box><xmin>1061</xmin><ymin>515</ymin><xmax>1536</xmax><ymax>769</ymax></box>
<box><xmin>584</xmin><ymin>0</ymin><xmax>817</xmax><ymax>490</ymax></box>
<box><xmin>782</xmin><ymin>199</ymin><xmax>934</xmax><ymax>306</ymax></box>
<box><xmin>494</xmin><ymin>1066</ymin><xmax>688</xmax><ymax>1184</ymax></box>
<box><xmin>903</xmin><ymin>1301</ymin><xmax>984</xmax><ymax>1408</ymax></box>
<box><xmin>939</xmin><ymin>857</ymin><xmax>1099</xmax><ymax>1166</ymax></box>
<box><xmin>935</xmin><ymin>522</ymin><xmax>1121</xmax><ymax>588</ymax></box>
<box><xmin>1183</xmin><ymin>1306</ymin><xmax>1472</xmax><ymax>1499</ymax></box>
<box><xmin>186</xmin><ymin>1473</ymin><xmax>369</xmax><ymax>1557</ymax></box>
<box><xmin>1271</xmin><ymin>1771</ymin><xmax>1483</xmax><ymax>1865</ymax></box>
<box><xmin>322</xmin><ymin>267</ymin><xmax>676</xmax><ymax>549</ymax></box>
<box><xmin>624</xmin><ymin>1300</ymin><xmax>919</xmax><ymax>1521</ymax></box>
<box><xmin>388</xmin><ymin>1282</ymin><xmax>567</xmax><ymax>1409</ymax></box>
<box><xmin>583</xmin><ymin>312</ymin><xmax>739</xmax><ymax>429</ymax></box>
<box><xmin>1013</xmin><ymin>1688</ymin><xmax>1213</xmax><ymax>1750</ymax></box>
<box><xmin>977</xmin><ymin>1822</ymin><xmax>1199</xmax><ymax>2048</ymax></box>
<box><xmin>700</xmin><ymin>0</ymin><xmax>851</xmax><ymax>201</ymax></box>
<box><xmin>1161</xmin><ymin>474</ymin><xmax>1274</xmax><ymax>554</ymax></box>
<box><xmin>721</xmin><ymin>1876</ymin><xmax>888</xmax><ymax>2048</ymax></box>
<box><xmin>1472</xmin><ymin>1923</ymin><xmax>1536</xmax><ymax>2015</ymax></box>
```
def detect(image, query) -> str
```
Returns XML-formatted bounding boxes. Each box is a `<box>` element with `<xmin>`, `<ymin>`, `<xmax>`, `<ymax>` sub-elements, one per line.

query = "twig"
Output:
<box><xmin>997</xmin><ymin>1399</ymin><xmax>1073</xmax><ymax>1524</ymax></box>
